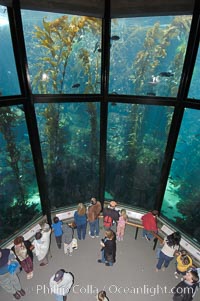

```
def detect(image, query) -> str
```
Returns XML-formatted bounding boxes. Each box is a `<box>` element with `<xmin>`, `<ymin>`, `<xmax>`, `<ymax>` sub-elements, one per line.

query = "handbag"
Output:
<box><xmin>8</xmin><ymin>261</ymin><xmax>20</xmax><ymax>274</ymax></box>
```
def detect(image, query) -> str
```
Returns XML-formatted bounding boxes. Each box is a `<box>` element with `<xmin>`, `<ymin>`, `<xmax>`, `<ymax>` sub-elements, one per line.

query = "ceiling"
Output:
<box><xmin>0</xmin><ymin>0</ymin><xmax>196</xmax><ymax>18</ymax></box>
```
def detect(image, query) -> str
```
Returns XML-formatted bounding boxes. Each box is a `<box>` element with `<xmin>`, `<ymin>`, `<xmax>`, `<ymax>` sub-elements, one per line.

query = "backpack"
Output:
<box><xmin>103</xmin><ymin>215</ymin><xmax>113</xmax><ymax>228</ymax></box>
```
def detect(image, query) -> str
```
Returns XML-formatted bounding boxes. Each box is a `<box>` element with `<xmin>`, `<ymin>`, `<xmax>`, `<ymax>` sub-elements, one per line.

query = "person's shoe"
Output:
<box><xmin>162</xmin><ymin>267</ymin><xmax>166</xmax><ymax>271</ymax></box>
<box><xmin>18</xmin><ymin>289</ymin><xmax>26</xmax><ymax>296</ymax></box>
<box><xmin>105</xmin><ymin>262</ymin><xmax>110</xmax><ymax>266</ymax></box>
<box><xmin>40</xmin><ymin>262</ymin><xmax>48</xmax><ymax>266</ymax></box>
<box><xmin>27</xmin><ymin>272</ymin><xmax>33</xmax><ymax>279</ymax></box>
<box><xmin>95</xmin><ymin>235</ymin><xmax>99</xmax><ymax>238</ymax></box>
<box><xmin>98</xmin><ymin>259</ymin><xmax>103</xmax><ymax>263</ymax></box>
<box><xmin>13</xmin><ymin>292</ymin><xmax>21</xmax><ymax>299</ymax></box>
<box><xmin>155</xmin><ymin>268</ymin><xmax>159</xmax><ymax>272</ymax></box>
<box><xmin>174</xmin><ymin>272</ymin><xmax>179</xmax><ymax>279</ymax></box>
<box><xmin>145</xmin><ymin>235</ymin><xmax>150</xmax><ymax>241</ymax></box>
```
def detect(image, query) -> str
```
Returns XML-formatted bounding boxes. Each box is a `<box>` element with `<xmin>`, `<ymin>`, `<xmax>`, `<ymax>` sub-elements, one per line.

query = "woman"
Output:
<box><xmin>74</xmin><ymin>203</ymin><xmax>87</xmax><ymax>240</ymax></box>
<box><xmin>0</xmin><ymin>248</ymin><xmax>25</xmax><ymax>299</ymax></box>
<box><xmin>98</xmin><ymin>229</ymin><xmax>116</xmax><ymax>266</ymax></box>
<box><xmin>12</xmin><ymin>236</ymin><xmax>34</xmax><ymax>279</ymax></box>
<box><xmin>156</xmin><ymin>231</ymin><xmax>181</xmax><ymax>272</ymax></box>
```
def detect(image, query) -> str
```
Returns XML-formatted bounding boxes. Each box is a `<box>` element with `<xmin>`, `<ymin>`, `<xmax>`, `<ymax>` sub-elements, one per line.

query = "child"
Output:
<box><xmin>97</xmin><ymin>230</ymin><xmax>116</xmax><ymax>266</ymax></box>
<box><xmin>62</xmin><ymin>223</ymin><xmax>74</xmax><ymax>256</ymax></box>
<box><xmin>97</xmin><ymin>290</ymin><xmax>109</xmax><ymax>301</ymax></box>
<box><xmin>174</xmin><ymin>250</ymin><xmax>193</xmax><ymax>279</ymax></box>
<box><xmin>52</xmin><ymin>216</ymin><xmax>63</xmax><ymax>249</ymax></box>
<box><xmin>116</xmin><ymin>209</ymin><xmax>128</xmax><ymax>241</ymax></box>
<box><xmin>173</xmin><ymin>270</ymin><xmax>199</xmax><ymax>301</ymax></box>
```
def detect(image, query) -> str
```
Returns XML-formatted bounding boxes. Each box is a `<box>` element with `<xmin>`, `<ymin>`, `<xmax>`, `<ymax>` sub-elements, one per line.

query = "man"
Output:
<box><xmin>103</xmin><ymin>201</ymin><xmax>120</xmax><ymax>231</ymax></box>
<box><xmin>49</xmin><ymin>269</ymin><xmax>74</xmax><ymax>301</ymax></box>
<box><xmin>173</xmin><ymin>270</ymin><xmax>199</xmax><ymax>301</ymax></box>
<box><xmin>141</xmin><ymin>210</ymin><xmax>158</xmax><ymax>241</ymax></box>
<box><xmin>87</xmin><ymin>197</ymin><xmax>102</xmax><ymax>238</ymax></box>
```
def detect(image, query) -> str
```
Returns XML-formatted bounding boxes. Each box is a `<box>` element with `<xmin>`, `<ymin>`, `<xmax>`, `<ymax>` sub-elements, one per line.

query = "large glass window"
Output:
<box><xmin>35</xmin><ymin>102</ymin><xmax>100</xmax><ymax>207</ymax></box>
<box><xmin>0</xmin><ymin>106</ymin><xmax>41</xmax><ymax>243</ymax></box>
<box><xmin>161</xmin><ymin>108</ymin><xmax>200</xmax><ymax>244</ymax></box>
<box><xmin>105</xmin><ymin>103</ymin><xmax>173</xmax><ymax>209</ymax></box>
<box><xmin>109</xmin><ymin>16</ymin><xmax>191</xmax><ymax>97</ymax></box>
<box><xmin>188</xmin><ymin>45</ymin><xmax>200</xmax><ymax>100</ymax></box>
<box><xmin>0</xmin><ymin>6</ymin><xmax>20</xmax><ymax>96</ymax></box>
<box><xmin>21</xmin><ymin>10</ymin><xmax>102</xmax><ymax>94</ymax></box>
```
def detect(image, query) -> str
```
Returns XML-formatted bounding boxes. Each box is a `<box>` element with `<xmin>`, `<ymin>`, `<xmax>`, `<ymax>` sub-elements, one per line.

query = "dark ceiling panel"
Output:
<box><xmin>0</xmin><ymin>0</ymin><xmax>195</xmax><ymax>17</ymax></box>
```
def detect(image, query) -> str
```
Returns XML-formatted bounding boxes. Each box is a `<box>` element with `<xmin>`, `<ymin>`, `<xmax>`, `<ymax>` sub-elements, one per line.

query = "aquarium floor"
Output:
<box><xmin>1</xmin><ymin>222</ymin><xmax>199</xmax><ymax>301</ymax></box>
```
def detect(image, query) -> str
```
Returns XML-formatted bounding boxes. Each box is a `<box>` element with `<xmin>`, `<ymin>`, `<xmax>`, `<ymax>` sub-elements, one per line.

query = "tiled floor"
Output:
<box><xmin>1</xmin><ymin>222</ymin><xmax>199</xmax><ymax>301</ymax></box>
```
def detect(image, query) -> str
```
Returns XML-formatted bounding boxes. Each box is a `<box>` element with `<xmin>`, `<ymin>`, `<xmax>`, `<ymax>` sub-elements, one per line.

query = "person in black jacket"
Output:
<box><xmin>173</xmin><ymin>269</ymin><xmax>199</xmax><ymax>301</ymax></box>
<box><xmin>103</xmin><ymin>201</ymin><xmax>120</xmax><ymax>230</ymax></box>
<box><xmin>97</xmin><ymin>230</ymin><xmax>116</xmax><ymax>266</ymax></box>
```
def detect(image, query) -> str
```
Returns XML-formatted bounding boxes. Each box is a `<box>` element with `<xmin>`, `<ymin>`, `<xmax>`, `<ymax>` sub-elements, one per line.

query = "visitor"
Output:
<box><xmin>12</xmin><ymin>236</ymin><xmax>34</xmax><ymax>279</ymax></box>
<box><xmin>141</xmin><ymin>210</ymin><xmax>158</xmax><ymax>241</ymax></box>
<box><xmin>98</xmin><ymin>229</ymin><xmax>116</xmax><ymax>266</ymax></box>
<box><xmin>49</xmin><ymin>269</ymin><xmax>74</xmax><ymax>301</ymax></box>
<box><xmin>87</xmin><ymin>197</ymin><xmax>102</xmax><ymax>238</ymax></box>
<box><xmin>116</xmin><ymin>209</ymin><xmax>128</xmax><ymax>241</ymax></box>
<box><xmin>74</xmin><ymin>203</ymin><xmax>87</xmax><ymax>240</ymax></box>
<box><xmin>103</xmin><ymin>201</ymin><xmax>119</xmax><ymax>231</ymax></box>
<box><xmin>173</xmin><ymin>269</ymin><xmax>199</xmax><ymax>301</ymax></box>
<box><xmin>0</xmin><ymin>248</ymin><xmax>25</xmax><ymax>300</ymax></box>
<box><xmin>62</xmin><ymin>222</ymin><xmax>74</xmax><ymax>256</ymax></box>
<box><xmin>174</xmin><ymin>250</ymin><xmax>193</xmax><ymax>279</ymax></box>
<box><xmin>156</xmin><ymin>231</ymin><xmax>181</xmax><ymax>272</ymax></box>
<box><xmin>52</xmin><ymin>216</ymin><xmax>63</xmax><ymax>249</ymax></box>
<box><xmin>97</xmin><ymin>290</ymin><xmax>109</xmax><ymax>301</ymax></box>
<box><xmin>32</xmin><ymin>223</ymin><xmax>51</xmax><ymax>266</ymax></box>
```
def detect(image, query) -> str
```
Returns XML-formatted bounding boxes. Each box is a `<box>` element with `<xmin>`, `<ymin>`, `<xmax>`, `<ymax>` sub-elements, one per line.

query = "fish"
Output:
<box><xmin>72</xmin><ymin>83</ymin><xmax>80</xmax><ymax>88</ymax></box>
<box><xmin>94</xmin><ymin>41</ymin><xmax>100</xmax><ymax>53</ymax></box>
<box><xmin>148</xmin><ymin>75</ymin><xmax>160</xmax><ymax>85</ymax></box>
<box><xmin>147</xmin><ymin>92</ymin><xmax>156</xmax><ymax>96</ymax></box>
<box><xmin>111</xmin><ymin>35</ymin><xmax>120</xmax><ymax>41</ymax></box>
<box><xmin>159</xmin><ymin>72</ymin><xmax>174</xmax><ymax>77</ymax></box>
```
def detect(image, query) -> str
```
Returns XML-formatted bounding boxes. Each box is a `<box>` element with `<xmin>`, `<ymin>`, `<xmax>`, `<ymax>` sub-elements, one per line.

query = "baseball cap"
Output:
<box><xmin>54</xmin><ymin>270</ymin><xmax>64</xmax><ymax>282</ymax></box>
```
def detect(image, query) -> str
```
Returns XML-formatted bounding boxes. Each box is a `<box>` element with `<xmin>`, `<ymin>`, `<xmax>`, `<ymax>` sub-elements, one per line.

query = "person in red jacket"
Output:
<box><xmin>141</xmin><ymin>210</ymin><xmax>158</xmax><ymax>241</ymax></box>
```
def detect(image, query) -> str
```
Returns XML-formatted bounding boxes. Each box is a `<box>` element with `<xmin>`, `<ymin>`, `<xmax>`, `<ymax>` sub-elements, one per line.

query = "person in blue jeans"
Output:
<box><xmin>156</xmin><ymin>231</ymin><xmax>181</xmax><ymax>272</ymax></box>
<box><xmin>98</xmin><ymin>230</ymin><xmax>116</xmax><ymax>266</ymax></box>
<box><xmin>52</xmin><ymin>216</ymin><xmax>63</xmax><ymax>249</ymax></box>
<box><xmin>87</xmin><ymin>197</ymin><xmax>102</xmax><ymax>238</ymax></box>
<box><xmin>74</xmin><ymin>203</ymin><xmax>87</xmax><ymax>240</ymax></box>
<box><xmin>49</xmin><ymin>269</ymin><xmax>74</xmax><ymax>301</ymax></box>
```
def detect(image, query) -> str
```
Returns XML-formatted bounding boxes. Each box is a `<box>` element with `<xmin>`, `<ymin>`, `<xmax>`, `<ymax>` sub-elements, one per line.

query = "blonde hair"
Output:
<box><xmin>121</xmin><ymin>209</ymin><xmax>128</xmax><ymax>221</ymax></box>
<box><xmin>98</xmin><ymin>291</ymin><xmax>107</xmax><ymax>301</ymax></box>
<box><xmin>105</xmin><ymin>229</ymin><xmax>115</xmax><ymax>240</ymax></box>
<box><xmin>77</xmin><ymin>203</ymin><xmax>86</xmax><ymax>215</ymax></box>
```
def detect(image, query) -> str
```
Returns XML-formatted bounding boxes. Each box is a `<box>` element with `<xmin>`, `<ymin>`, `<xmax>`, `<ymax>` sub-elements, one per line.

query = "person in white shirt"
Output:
<box><xmin>49</xmin><ymin>269</ymin><xmax>74</xmax><ymax>301</ymax></box>
<box><xmin>156</xmin><ymin>231</ymin><xmax>181</xmax><ymax>272</ymax></box>
<box><xmin>32</xmin><ymin>223</ymin><xmax>51</xmax><ymax>266</ymax></box>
